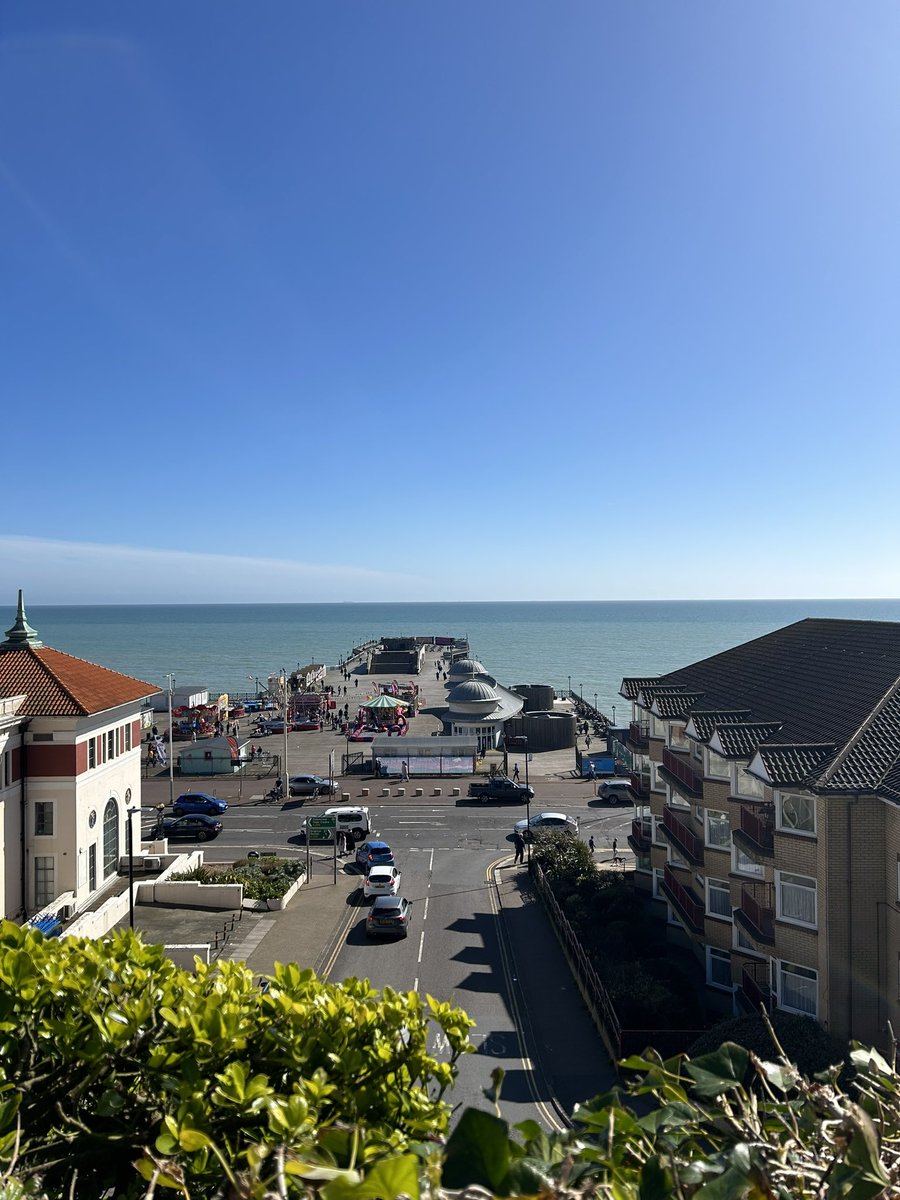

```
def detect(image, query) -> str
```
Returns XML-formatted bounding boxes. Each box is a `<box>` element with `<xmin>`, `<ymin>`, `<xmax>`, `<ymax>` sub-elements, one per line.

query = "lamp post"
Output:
<box><xmin>165</xmin><ymin>673</ymin><xmax>175</xmax><ymax>808</ymax></box>
<box><xmin>126</xmin><ymin>805</ymin><xmax>141</xmax><ymax>929</ymax></box>
<box><xmin>594</xmin><ymin>692</ymin><xmax>598</xmax><ymax>715</ymax></box>
<box><xmin>568</xmin><ymin>675</ymin><xmax>571</xmax><ymax>698</ymax></box>
<box><xmin>280</xmin><ymin>668</ymin><xmax>290</xmax><ymax>796</ymax></box>
<box><xmin>580</xmin><ymin>683</ymin><xmax>583</xmax><ymax>702</ymax></box>
<box><xmin>612</xmin><ymin>704</ymin><xmax>617</xmax><ymax>727</ymax></box>
<box><xmin>523</xmin><ymin>735</ymin><xmax>531</xmax><ymax>864</ymax></box>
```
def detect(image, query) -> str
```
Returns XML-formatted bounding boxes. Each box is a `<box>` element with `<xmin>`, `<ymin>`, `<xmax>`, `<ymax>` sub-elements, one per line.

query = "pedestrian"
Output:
<box><xmin>354</xmin><ymin>679</ymin><xmax>358</xmax><ymax>688</ymax></box>
<box><xmin>589</xmin><ymin>835</ymin><xmax>595</xmax><ymax>853</ymax></box>
<box><xmin>513</xmin><ymin>763</ymin><xmax>519</xmax><ymax>781</ymax></box>
<box><xmin>513</xmin><ymin>831</ymin><xmax>526</xmax><ymax>864</ymax></box>
<box><xmin>612</xmin><ymin>837</ymin><xmax>618</xmax><ymax>861</ymax></box>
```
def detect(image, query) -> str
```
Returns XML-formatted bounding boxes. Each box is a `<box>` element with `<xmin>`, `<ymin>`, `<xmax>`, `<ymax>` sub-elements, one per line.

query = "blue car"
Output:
<box><xmin>172</xmin><ymin>793</ymin><xmax>228</xmax><ymax>817</ymax></box>
<box><xmin>355</xmin><ymin>840</ymin><xmax>394</xmax><ymax>869</ymax></box>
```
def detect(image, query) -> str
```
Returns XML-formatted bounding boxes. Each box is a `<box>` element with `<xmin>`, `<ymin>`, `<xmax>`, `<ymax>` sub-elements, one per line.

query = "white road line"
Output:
<box><xmin>413</xmin><ymin>977</ymin><xmax>418</xmax><ymax>991</ymax></box>
<box><xmin>428</xmin><ymin>848</ymin><xmax>434</xmax><ymax>871</ymax></box>
<box><xmin>423</xmin><ymin>898</ymin><xmax>429</xmax><ymax>922</ymax></box>
<box><xmin>417</xmin><ymin>931</ymin><xmax>425</xmax><ymax>963</ymax></box>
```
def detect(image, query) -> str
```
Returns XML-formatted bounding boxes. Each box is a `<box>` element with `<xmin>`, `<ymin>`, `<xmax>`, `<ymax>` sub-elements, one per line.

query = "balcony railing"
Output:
<box><xmin>661</xmin><ymin>806</ymin><xmax>705</xmax><ymax>863</ymax></box>
<box><xmin>661</xmin><ymin>864</ymin><xmax>705</xmax><ymax>932</ymax></box>
<box><xmin>661</xmin><ymin>746</ymin><xmax>703</xmax><ymax>797</ymax></box>
<box><xmin>627</xmin><ymin>721</ymin><xmax>650</xmax><ymax>749</ymax></box>
<box><xmin>629</xmin><ymin>818</ymin><xmax>651</xmax><ymax>853</ymax></box>
<box><xmin>737</xmin><ymin>804</ymin><xmax>775</xmax><ymax>852</ymax></box>
<box><xmin>741</xmin><ymin>961</ymin><xmax>773</xmax><ymax>1012</ymax></box>
<box><xmin>630</xmin><ymin>771</ymin><xmax>650</xmax><ymax>799</ymax></box>
<box><xmin>736</xmin><ymin>882</ymin><xmax>775</xmax><ymax>944</ymax></box>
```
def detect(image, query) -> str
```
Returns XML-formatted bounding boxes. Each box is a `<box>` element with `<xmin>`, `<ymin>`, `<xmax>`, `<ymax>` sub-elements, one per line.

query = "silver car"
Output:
<box><xmin>514</xmin><ymin>811</ymin><xmax>579</xmax><ymax>842</ymax></box>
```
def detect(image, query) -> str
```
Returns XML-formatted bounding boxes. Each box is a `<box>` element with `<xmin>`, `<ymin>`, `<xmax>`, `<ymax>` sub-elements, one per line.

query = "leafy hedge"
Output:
<box><xmin>172</xmin><ymin>857</ymin><xmax>307</xmax><ymax>900</ymax></box>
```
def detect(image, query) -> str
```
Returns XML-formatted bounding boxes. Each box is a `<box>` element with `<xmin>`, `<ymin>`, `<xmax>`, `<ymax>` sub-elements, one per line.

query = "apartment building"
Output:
<box><xmin>621</xmin><ymin>618</ymin><xmax>900</xmax><ymax>1047</ymax></box>
<box><xmin>0</xmin><ymin>592</ymin><xmax>159</xmax><ymax>921</ymax></box>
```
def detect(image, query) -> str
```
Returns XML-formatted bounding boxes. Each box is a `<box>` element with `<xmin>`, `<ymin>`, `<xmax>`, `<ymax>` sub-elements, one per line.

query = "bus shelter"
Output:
<box><xmin>371</xmin><ymin>736</ymin><xmax>476</xmax><ymax>778</ymax></box>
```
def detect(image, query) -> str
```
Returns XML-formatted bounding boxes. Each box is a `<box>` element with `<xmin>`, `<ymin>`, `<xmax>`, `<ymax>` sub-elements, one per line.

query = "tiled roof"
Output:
<box><xmin>713</xmin><ymin>721</ymin><xmax>784</xmax><ymax>758</ymax></box>
<box><xmin>817</xmin><ymin>683</ymin><xmax>900</xmax><ymax>801</ymax></box>
<box><xmin>620</xmin><ymin>677</ymin><xmax>660</xmax><ymax>700</ymax></box>
<box><xmin>653</xmin><ymin>691</ymin><xmax>705</xmax><ymax>719</ymax></box>
<box><xmin>686</xmin><ymin>710</ymin><xmax>752</xmax><ymax>740</ymax></box>
<box><xmin>0</xmin><ymin>646</ymin><xmax>159</xmax><ymax>717</ymax></box>
<box><xmin>757</xmin><ymin>744</ymin><xmax>837</xmax><ymax>786</ymax></box>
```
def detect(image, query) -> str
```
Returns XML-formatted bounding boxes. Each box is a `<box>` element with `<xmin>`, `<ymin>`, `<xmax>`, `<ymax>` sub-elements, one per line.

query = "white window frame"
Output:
<box><xmin>668</xmin><ymin>723</ymin><xmax>689</xmax><ymax>750</ymax></box>
<box><xmin>34</xmin><ymin>855</ymin><xmax>56</xmax><ymax>908</ymax></box>
<box><xmin>650</xmin><ymin>761</ymin><xmax>666</xmax><ymax>792</ymax></box>
<box><xmin>733</xmin><ymin>922</ymin><xmax>765</xmax><ymax>957</ymax></box>
<box><xmin>732</xmin><ymin>844</ymin><xmax>765</xmax><ymax>879</ymax></box>
<box><xmin>777</xmin><ymin>792</ymin><xmax>816</xmax><ymax>837</ymax></box>
<box><xmin>706</xmin><ymin>946</ymin><xmax>733</xmax><ymax>991</ymax></box>
<box><xmin>705</xmin><ymin>877</ymin><xmax>732</xmax><ymax>920</ymax></box>
<box><xmin>776</xmin><ymin>870</ymin><xmax>817</xmax><ymax>929</ymax></box>
<box><xmin>733</xmin><ymin>765</ymin><xmax>766</xmax><ymax>799</ymax></box>
<box><xmin>651</xmin><ymin>815</ymin><xmax>665</xmax><ymax>846</ymax></box>
<box><xmin>652</xmin><ymin>867</ymin><xmax>666</xmax><ymax>900</ymax></box>
<box><xmin>705</xmin><ymin>808</ymin><xmax>731</xmax><ymax>850</ymax></box>
<box><xmin>777</xmin><ymin>960</ymin><xmax>818</xmax><ymax>1018</ymax></box>
<box><xmin>705</xmin><ymin>747</ymin><xmax>730</xmax><ymax>779</ymax></box>
<box><xmin>666</xmin><ymin>845</ymin><xmax>688</xmax><ymax>870</ymax></box>
<box><xmin>33</xmin><ymin>801</ymin><xmax>54</xmax><ymax>838</ymax></box>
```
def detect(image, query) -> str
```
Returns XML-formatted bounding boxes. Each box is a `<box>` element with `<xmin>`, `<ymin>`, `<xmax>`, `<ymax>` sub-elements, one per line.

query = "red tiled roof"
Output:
<box><xmin>0</xmin><ymin>646</ymin><xmax>159</xmax><ymax>716</ymax></box>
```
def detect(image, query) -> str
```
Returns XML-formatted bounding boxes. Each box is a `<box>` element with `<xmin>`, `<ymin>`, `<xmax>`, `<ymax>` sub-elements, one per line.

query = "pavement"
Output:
<box><xmin>130</xmin><ymin>645</ymin><xmax>622</xmax><ymax>1118</ymax></box>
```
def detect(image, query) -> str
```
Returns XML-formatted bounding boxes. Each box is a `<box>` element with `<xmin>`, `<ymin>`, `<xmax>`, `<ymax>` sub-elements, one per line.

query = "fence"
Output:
<box><xmin>530</xmin><ymin>861</ymin><xmax>705</xmax><ymax>1062</ymax></box>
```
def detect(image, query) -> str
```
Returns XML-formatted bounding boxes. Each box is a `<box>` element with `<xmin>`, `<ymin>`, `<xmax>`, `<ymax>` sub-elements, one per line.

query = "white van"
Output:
<box><xmin>597</xmin><ymin>778</ymin><xmax>634</xmax><ymax>805</ymax></box>
<box><xmin>302</xmin><ymin>805</ymin><xmax>371</xmax><ymax>842</ymax></box>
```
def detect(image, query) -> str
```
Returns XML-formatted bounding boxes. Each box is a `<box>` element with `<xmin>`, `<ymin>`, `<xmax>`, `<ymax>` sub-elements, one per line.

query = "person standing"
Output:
<box><xmin>513</xmin><ymin>763</ymin><xmax>519</xmax><ymax>781</ymax></box>
<box><xmin>612</xmin><ymin>837</ymin><xmax>618</xmax><ymax>862</ymax></box>
<box><xmin>589</xmin><ymin>835</ymin><xmax>595</xmax><ymax>853</ymax></box>
<box><xmin>513</xmin><ymin>831</ymin><xmax>526</xmax><ymax>864</ymax></box>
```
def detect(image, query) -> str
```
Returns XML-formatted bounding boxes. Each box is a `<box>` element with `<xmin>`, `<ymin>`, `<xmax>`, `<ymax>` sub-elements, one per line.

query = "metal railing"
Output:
<box><xmin>662</xmin><ymin>806</ymin><xmax>704</xmax><ymax>862</ymax></box>
<box><xmin>741</xmin><ymin>960</ymin><xmax>773</xmax><ymax>1011</ymax></box>
<box><xmin>738</xmin><ymin>882</ymin><xmax>775</xmax><ymax>942</ymax></box>
<box><xmin>738</xmin><ymin>804</ymin><xmax>775</xmax><ymax>851</ymax></box>
<box><xmin>630</xmin><ymin>818</ymin><xmax>651</xmax><ymax>851</ymax></box>
<box><xmin>662</xmin><ymin>864</ymin><xmax>705</xmax><ymax>930</ymax></box>
<box><xmin>627</xmin><ymin>721</ymin><xmax>650</xmax><ymax>748</ymax></box>
<box><xmin>662</xmin><ymin>746</ymin><xmax>703</xmax><ymax>797</ymax></box>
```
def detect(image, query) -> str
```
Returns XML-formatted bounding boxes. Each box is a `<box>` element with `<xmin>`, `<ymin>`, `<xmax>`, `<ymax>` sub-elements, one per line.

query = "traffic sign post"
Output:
<box><xmin>307</xmin><ymin>816</ymin><xmax>336</xmax><ymax>832</ymax></box>
<box><xmin>305</xmin><ymin>816</ymin><xmax>338</xmax><ymax>883</ymax></box>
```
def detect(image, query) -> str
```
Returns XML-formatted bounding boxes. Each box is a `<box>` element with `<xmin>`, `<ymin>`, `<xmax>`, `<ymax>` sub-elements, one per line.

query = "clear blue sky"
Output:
<box><xmin>3</xmin><ymin>2</ymin><xmax>899</xmax><ymax>602</ymax></box>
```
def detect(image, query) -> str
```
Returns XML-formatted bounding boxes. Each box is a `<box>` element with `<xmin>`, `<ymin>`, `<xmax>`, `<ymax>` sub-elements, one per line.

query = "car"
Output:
<box><xmin>160</xmin><ymin>814</ymin><xmax>223</xmax><ymax>842</ymax></box>
<box><xmin>288</xmin><ymin>774</ymin><xmax>339</xmax><ymax>797</ymax></box>
<box><xmin>355</xmin><ymin>840</ymin><xmax>395</xmax><ymax>868</ymax></box>
<box><xmin>172</xmin><ymin>793</ymin><xmax>228</xmax><ymax>817</ymax></box>
<box><xmin>514</xmin><ymin>811</ymin><xmax>579</xmax><ymax>842</ymax></box>
<box><xmin>363</xmin><ymin>865</ymin><xmax>402</xmax><ymax>899</ymax></box>
<box><xmin>366</xmin><ymin>895</ymin><xmax>413</xmax><ymax>938</ymax></box>
<box><xmin>597</xmin><ymin>778</ymin><xmax>635</xmax><ymax>804</ymax></box>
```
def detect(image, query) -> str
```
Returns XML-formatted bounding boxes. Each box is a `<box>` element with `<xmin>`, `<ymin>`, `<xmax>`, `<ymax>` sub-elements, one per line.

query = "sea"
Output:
<box><xmin>22</xmin><ymin>599</ymin><xmax>900</xmax><ymax>718</ymax></box>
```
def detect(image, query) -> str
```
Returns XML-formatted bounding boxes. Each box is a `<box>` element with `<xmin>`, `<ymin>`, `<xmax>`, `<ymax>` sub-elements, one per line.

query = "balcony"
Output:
<box><xmin>733</xmin><ymin>804</ymin><xmax>775</xmax><ymax>855</ymax></box>
<box><xmin>630</xmin><ymin>771</ymin><xmax>650</xmax><ymax>799</ymax></box>
<box><xmin>739</xmin><ymin>961</ymin><xmax>773</xmax><ymax>1013</ymax></box>
<box><xmin>734</xmin><ymin>882</ymin><xmax>775</xmax><ymax>945</ymax></box>
<box><xmin>661</xmin><ymin>864</ymin><xmax>705</xmax><ymax>933</ymax></box>
<box><xmin>661</xmin><ymin>806</ymin><xmax>705</xmax><ymax>864</ymax></box>
<box><xmin>628</xmin><ymin>817</ymin><xmax>651</xmax><ymax>854</ymax></box>
<box><xmin>626</xmin><ymin>720</ymin><xmax>650</xmax><ymax>750</ymax></box>
<box><xmin>660</xmin><ymin>746</ymin><xmax>703</xmax><ymax>798</ymax></box>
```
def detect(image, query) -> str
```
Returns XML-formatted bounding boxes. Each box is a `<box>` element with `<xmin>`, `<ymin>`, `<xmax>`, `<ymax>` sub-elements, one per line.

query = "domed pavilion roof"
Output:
<box><xmin>448</xmin><ymin>679</ymin><xmax>498</xmax><ymax>705</ymax></box>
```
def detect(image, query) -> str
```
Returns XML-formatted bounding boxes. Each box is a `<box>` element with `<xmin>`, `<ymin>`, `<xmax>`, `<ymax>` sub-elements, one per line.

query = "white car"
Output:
<box><xmin>514</xmin><ymin>811</ymin><xmax>579</xmax><ymax>841</ymax></box>
<box><xmin>363</xmin><ymin>865</ymin><xmax>402</xmax><ymax>899</ymax></box>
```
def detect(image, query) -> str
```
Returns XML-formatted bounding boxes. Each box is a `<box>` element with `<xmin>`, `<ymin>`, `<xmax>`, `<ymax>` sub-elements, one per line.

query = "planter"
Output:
<box><xmin>241</xmin><ymin>872</ymin><xmax>306</xmax><ymax>912</ymax></box>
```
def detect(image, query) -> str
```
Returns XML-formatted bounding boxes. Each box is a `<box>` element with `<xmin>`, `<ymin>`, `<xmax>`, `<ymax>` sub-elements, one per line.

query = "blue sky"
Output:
<box><xmin>3</xmin><ymin>2</ymin><xmax>899</xmax><ymax>602</ymax></box>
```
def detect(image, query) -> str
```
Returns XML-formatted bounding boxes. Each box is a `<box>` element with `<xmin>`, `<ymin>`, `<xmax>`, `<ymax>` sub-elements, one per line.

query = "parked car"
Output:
<box><xmin>597</xmin><ymin>778</ymin><xmax>635</xmax><ymax>804</ymax></box>
<box><xmin>363</xmin><ymin>865</ymin><xmax>402</xmax><ymax>899</ymax></box>
<box><xmin>172</xmin><ymin>793</ymin><xmax>228</xmax><ymax>817</ymax></box>
<box><xmin>288</xmin><ymin>774</ymin><xmax>339</xmax><ymax>797</ymax></box>
<box><xmin>161</xmin><ymin>814</ymin><xmax>223</xmax><ymax>842</ymax></box>
<box><xmin>514</xmin><ymin>811</ymin><xmax>579</xmax><ymax>842</ymax></box>
<box><xmin>366</xmin><ymin>895</ymin><xmax>413</xmax><ymax>938</ymax></box>
<box><xmin>355</xmin><ymin>840</ymin><xmax>395</xmax><ymax>868</ymax></box>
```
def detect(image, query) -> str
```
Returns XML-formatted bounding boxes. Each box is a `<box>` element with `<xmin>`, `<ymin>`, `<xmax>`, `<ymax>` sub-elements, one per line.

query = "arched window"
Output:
<box><xmin>102</xmin><ymin>798</ymin><xmax>119</xmax><ymax>878</ymax></box>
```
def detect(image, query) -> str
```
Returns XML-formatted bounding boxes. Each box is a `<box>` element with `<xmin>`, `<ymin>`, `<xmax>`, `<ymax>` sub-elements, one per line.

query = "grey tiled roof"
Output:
<box><xmin>620</xmin><ymin>677</ymin><xmax>660</xmax><ymax>700</ymax></box>
<box><xmin>757</xmin><ymin>744</ymin><xmax>837</xmax><ymax>786</ymax></box>
<box><xmin>653</xmin><ymin>691</ymin><xmax>705</xmax><ymax>719</ymax></box>
<box><xmin>713</xmin><ymin>722</ymin><xmax>784</xmax><ymax>758</ymax></box>
<box><xmin>623</xmin><ymin>618</ymin><xmax>900</xmax><ymax>800</ymax></box>
<box><xmin>686</xmin><ymin>710</ymin><xmax>752</xmax><ymax>740</ymax></box>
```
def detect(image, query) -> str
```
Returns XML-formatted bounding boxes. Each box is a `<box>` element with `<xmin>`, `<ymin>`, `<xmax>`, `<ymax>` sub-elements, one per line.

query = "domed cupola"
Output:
<box><xmin>448</xmin><ymin>657</ymin><xmax>488</xmax><ymax>682</ymax></box>
<box><xmin>447</xmin><ymin>679</ymin><xmax>500</xmax><ymax>717</ymax></box>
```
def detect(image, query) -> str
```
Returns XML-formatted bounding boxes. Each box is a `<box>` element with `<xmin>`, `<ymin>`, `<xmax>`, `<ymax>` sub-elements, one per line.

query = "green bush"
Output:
<box><xmin>171</xmin><ymin>857</ymin><xmax>306</xmax><ymax>900</ymax></box>
<box><xmin>689</xmin><ymin>1009</ymin><xmax>848</xmax><ymax>1076</ymax></box>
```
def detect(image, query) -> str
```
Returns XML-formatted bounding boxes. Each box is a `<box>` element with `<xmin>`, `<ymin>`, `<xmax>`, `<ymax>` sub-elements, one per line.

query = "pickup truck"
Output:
<box><xmin>468</xmin><ymin>776</ymin><xmax>535</xmax><ymax>803</ymax></box>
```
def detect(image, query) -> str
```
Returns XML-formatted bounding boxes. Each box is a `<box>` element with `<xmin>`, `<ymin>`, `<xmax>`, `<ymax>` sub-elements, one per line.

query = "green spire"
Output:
<box><xmin>1</xmin><ymin>590</ymin><xmax>43</xmax><ymax>650</ymax></box>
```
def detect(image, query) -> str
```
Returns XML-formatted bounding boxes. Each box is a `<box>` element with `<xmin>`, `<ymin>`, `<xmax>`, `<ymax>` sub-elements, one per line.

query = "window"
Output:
<box><xmin>734</xmin><ymin>767</ymin><xmax>765</xmax><ymax>799</ymax></box>
<box><xmin>706</xmin><ymin>946</ymin><xmax>733</xmax><ymax>990</ymax></box>
<box><xmin>124</xmin><ymin>723</ymin><xmax>132</xmax><ymax>752</ymax></box>
<box><xmin>669</xmin><ymin>723</ymin><xmax>689</xmax><ymax>750</ymax></box>
<box><xmin>3</xmin><ymin>750</ymin><xmax>10</xmax><ymax>788</ymax></box>
<box><xmin>652</xmin><ymin>868</ymin><xmax>665</xmax><ymax>900</ymax></box>
<box><xmin>651</xmin><ymin>815</ymin><xmax>665</xmax><ymax>845</ymax></box>
<box><xmin>34</xmin><ymin>802</ymin><xmax>53</xmax><ymax>837</ymax></box>
<box><xmin>88</xmin><ymin>739</ymin><xmax>96</xmax><ymax>769</ymax></box>
<box><xmin>634</xmin><ymin>851</ymin><xmax>651</xmax><ymax>872</ymax></box>
<box><xmin>102</xmin><ymin>798</ymin><xmax>119</xmax><ymax>878</ymax></box>
<box><xmin>705</xmin><ymin>748</ymin><xmax>730</xmax><ymax>779</ymax></box>
<box><xmin>650</xmin><ymin>762</ymin><xmax>666</xmax><ymax>792</ymax></box>
<box><xmin>650</xmin><ymin>714</ymin><xmax>666</xmax><ymax>738</ymax></box>
<box><xmin>777</xmin><ymin>871</ymin><xmax>817</xmax><ymax>927</ymax></box>
<box><xmin>667</xmin><ymin>845</ymin><xmax>687</xmax><ymax>870</ymax></box>
<box><xmin>733</xmin><ymin>844</ymin><xmax>765</xmax><ymax>878</ymax></box>
<box><xmin>778</xmin><ymin>961</ymin><xmax>817</xmax><ymax>1017</ymax></box>
<box><xmin>34</xmin><ymin>856</ymin><xmax>55</xmax><ymax>907</ymax></box>
<box><xmin>778</xmin><ymin>793</ymin><xmax>816</xmax><ymax>835</ymax></box>
<box><xmin>706</xmin><ymin>809</ymin><xmax>731</xmax><ymax>849</ymax></box>
<box><xmin>691</xmin><ymin>739</ymin><xmax>703</xmax><ymax>763</ymax></box>
<box><xmin>734</xmin><ymin>924</ymin><xmax>764</xmax><ymax>957</ymax></box>
<box><xmin>706</xmin><ymin>877</ymin><xmax>731</xmax><ymax>919</ymax></box>
<box><xmin>107</xmin><ymin>731</ymin><xmax>115</xmax><ymax>761</ymax></box>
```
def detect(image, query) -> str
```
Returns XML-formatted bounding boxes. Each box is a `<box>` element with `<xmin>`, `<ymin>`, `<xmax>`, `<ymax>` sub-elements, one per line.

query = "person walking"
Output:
<box><xmin>513</xmin><ymin>831</ymin><xmax>526</xmax><ymax>864</ymax></box>
<box><xmin>513</xmin><ymin>763</ymin><xmax>519</xmax><ymax>781</ymax></box>
<box><xmin>589</xmin><ymin>835</ymin><xmax>595</xmax><ymax>853</ymax></box>
<box><xmin>612</xmin><ymin>837</ymin><xmax>619</xmax><ymax>862</ymax></box>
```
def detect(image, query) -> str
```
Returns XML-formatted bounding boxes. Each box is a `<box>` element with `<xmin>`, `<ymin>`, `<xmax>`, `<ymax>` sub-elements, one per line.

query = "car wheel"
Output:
<box><xmin>173</xmin><ymin>809</ymin><xmax>185</xmax><ymax>817</ymax></box>
<box><xmin>351</xmin><ymin>828</ymin><xmax>364</xmax><ymax>841</ymax></box>
<box><xmin>197</xmin><ymin>831</ymin><xmax>209</xmax><ymax>842</ymax></box>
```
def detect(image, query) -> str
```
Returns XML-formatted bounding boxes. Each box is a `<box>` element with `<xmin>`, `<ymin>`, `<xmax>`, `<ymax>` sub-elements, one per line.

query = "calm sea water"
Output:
<box><xmin>23</xmin><ymin>600</ymin><xmax>900</xmax><ymax>717</ymax></box>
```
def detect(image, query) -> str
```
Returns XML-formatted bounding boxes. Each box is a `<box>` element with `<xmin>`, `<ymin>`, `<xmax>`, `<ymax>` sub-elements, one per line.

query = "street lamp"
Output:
<box><xmin>568</xmin><ymin>675</ymin><xmax>571</xmax><ymax>698</ymax></box>
<box><xmin>580</xmin><ymin>683</ymin><xmax>583</xmax><ymax>702</ymax></box>
<box><xmin>612</xmin><ymin>704</ymin><xmax>617</xmax><ymax>727</ymax></box>
<box><xmin>126</xmin><ymin>805</ymin><xmax>141</xmax><ymax>929</ymax></box>
<box><xmin>594</xmin><ymin>692</ymin><xmax>598</xmax><ymax>715</ymax></box>
<box><xmin>165</xmin><ymin>673</ymin><xmax>175</xmax><ymax>808</ymax></box>
<box><xmin>280</xmin><ymin>668</ymin><xmax>290</xmax><ymax>796</ymax></box>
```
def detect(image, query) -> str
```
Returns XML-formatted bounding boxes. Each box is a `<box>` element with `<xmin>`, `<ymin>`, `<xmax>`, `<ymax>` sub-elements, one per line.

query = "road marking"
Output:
<box><xmin>422</xmin><ymin>898</ymin><xmax>428</xmax><ymax>922</ymax></box>
<box><xmin>428</xmin><ymin>848</ymin><xmax>434</xmax><ymax>871</ymax></box>
<box><xmin>417</xmin><ymin>931</ymin><xmax>425</xmax><ymax>963</ymax></box>
<box><xmin>413</xmin><ymin>976</ymin><xmax>418</xmax><ymax>991</ymax></box>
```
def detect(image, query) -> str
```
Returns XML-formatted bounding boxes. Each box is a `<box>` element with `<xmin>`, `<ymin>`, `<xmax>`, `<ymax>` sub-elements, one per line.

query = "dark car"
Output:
<box><xmin>161</xmin><ymin>814</ymin><xmax>223</xmax><ymax>842</ymax></box>
<box><xmin>366</xmin><ymin>896</ymin><xmax>412</xmax><ymax>938</ymax></box>
<box><xmin>172</xmin><ymin>793</ymin><xmax>228</xmax><ymax>817</ymax></box>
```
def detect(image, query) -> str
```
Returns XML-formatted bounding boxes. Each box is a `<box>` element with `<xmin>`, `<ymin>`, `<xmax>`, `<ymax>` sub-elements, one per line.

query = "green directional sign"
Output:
<box><xmin>307</xmin><ymin>815</ymin><xmax>336</xmax><ymax>831</ymax></box>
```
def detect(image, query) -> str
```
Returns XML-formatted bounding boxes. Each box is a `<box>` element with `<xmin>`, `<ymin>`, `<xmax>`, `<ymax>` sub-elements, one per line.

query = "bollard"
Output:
<box><xmin>396</xmin><ymin>787</ymin><xmax>405</xmax><ymax>797</ymax></box>
<box><xmin>414</xmin><ymin>787</ymin><xmax>423</xmax><ymax>797</ymax></box>
<box><xmin>361</xmin><ymin>787</ymin><xmax>369</xmax><ymax>797</ymax></box>
<box><xmin>341</xmin><ymin>792</ymin><xmax>350</xmax><ymax>802</ymax></box>
<box><xmin>433</xmin><ymin>787</ymin><xmax>442</xmax><ymax>796</ymax></box>
<box><xmin>451</xmin><ymin>787</ymin><xmax>460</xmax><ymax>796</ymax></box>
<box><xmin>381</xmin><ymin>787</ymin><xmax>390</xmax><ymax>796</ymax></box>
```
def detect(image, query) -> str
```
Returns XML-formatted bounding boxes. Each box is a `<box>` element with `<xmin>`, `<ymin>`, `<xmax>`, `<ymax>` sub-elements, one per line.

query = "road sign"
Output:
<box><xmin>307</xmin><ymin>815</ymin><xmax>336</xmax><ymax>831</ymax></box>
